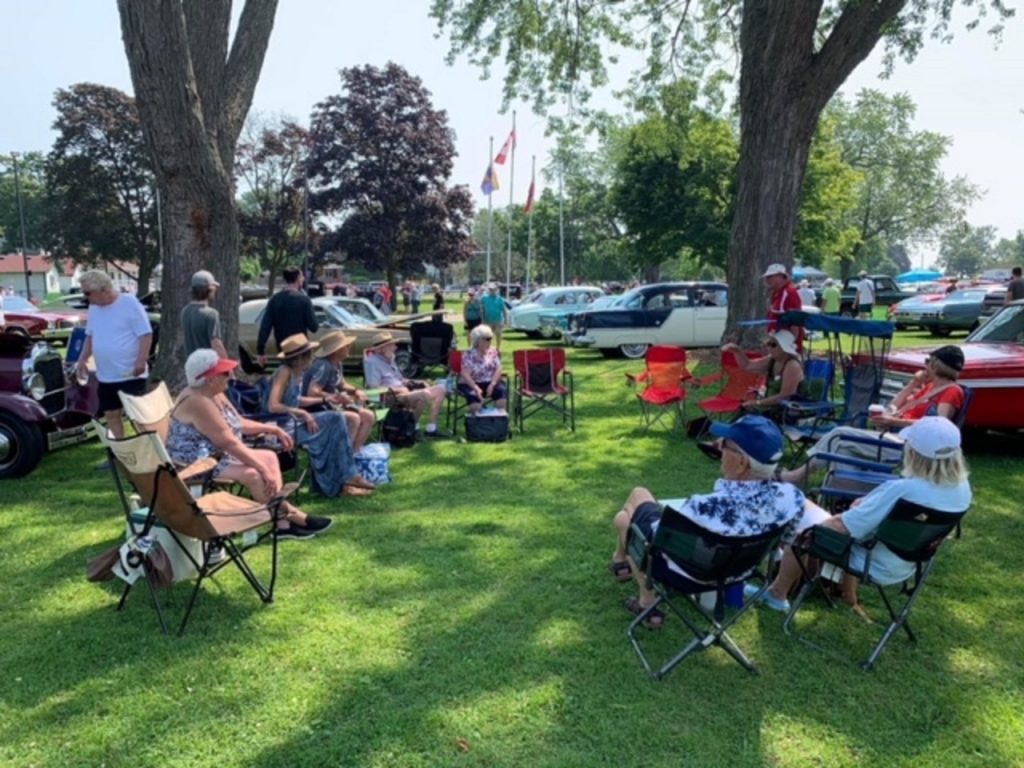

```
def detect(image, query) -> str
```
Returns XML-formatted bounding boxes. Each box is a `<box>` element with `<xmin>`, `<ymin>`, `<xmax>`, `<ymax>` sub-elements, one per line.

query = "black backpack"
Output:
<box><xmin>381</xmin><ymin>405</ymin><xmax>418</xmax><ymax>448</ymax></box>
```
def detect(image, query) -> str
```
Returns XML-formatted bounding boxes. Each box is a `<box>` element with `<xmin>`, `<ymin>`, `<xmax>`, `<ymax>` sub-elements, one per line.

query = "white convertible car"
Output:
<box><xmin>566</xmin><ymin>281</ymin><xmax>728</xmax><ymax>358</ymax></box>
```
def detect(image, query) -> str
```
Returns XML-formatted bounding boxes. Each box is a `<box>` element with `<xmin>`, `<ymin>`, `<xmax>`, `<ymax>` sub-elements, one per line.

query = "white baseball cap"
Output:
<box><xmin>762</xmin><ymin>263</ymin><xmax>787</xmax><ymax>278</ymax></box>
<box><xmin>899</xmin><ymin>416</ymin><xmax>961</xmax><ymax>460</ymax></box>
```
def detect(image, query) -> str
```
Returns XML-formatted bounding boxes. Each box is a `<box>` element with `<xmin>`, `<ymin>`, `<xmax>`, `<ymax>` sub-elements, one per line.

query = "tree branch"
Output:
<box><xmin>223</xmin><ymin>0</ymin><xmax>279</xmax><ymax>158</ymax></box>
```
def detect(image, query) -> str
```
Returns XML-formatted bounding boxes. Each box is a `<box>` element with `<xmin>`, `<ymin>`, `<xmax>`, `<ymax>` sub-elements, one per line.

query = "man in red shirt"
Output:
<box><xmin>762</xmin><ymin>263</ymin><xmax>804</xmax><ymax>351</ymax></box>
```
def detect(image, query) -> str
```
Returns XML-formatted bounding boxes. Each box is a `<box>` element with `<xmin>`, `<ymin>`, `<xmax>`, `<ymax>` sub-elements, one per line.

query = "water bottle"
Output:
<box><xmin>128</xmin><ymin>493</ymin><xmax>142</xmax><ymax>512</ymax></box>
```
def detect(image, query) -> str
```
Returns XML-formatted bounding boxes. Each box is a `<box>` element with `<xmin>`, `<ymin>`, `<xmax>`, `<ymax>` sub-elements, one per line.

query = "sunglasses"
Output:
<box><xmin>481</xmin><ymin>336</ymin><xmax>494</xmax><ymax>341</ymax></box>
<box><xmin>765</xmin><ymin>341</ymin><xmax>779</xmax><ymax>349</ymax></box>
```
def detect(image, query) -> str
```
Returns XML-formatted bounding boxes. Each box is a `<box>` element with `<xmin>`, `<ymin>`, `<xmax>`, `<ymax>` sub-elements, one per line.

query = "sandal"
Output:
<box><xmin>608</xmin><ymin>560</ymin><xmax>633</xmax><ymax>583</ymax></box>
<box><xmin>624</xmin><ymin>597</ymin><xmax>665</xmax><ymax>630</ymax></box>
<box><xmin>342</xmin><ymin>484</ymin><xmax>374</xmax><ymax>497</ymax></box>
<box><xmin>346</xmin><ymin>475</ymin><xmax>375</xmax><ymax>490</ymax></box>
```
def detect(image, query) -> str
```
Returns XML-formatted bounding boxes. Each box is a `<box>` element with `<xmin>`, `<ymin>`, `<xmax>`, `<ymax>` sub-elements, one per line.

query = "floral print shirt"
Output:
<box><xmin>462</xmin><ymin>346</ymin><xmax>501</xmax><ymax>383</ymax></box>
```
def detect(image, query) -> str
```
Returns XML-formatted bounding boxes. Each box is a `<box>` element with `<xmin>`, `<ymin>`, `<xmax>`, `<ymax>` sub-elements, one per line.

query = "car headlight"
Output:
<box><xmin>23</xmin><ymin>372</ymin><xmax>46</xmax><ymax>400</ymax></box>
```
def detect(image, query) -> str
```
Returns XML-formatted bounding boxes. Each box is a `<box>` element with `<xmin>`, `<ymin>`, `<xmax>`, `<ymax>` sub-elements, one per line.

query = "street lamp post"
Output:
<box><xmin>10</xmin><ymin>152</ymin><xmax>32</xmax><ymax>300</ymax></box>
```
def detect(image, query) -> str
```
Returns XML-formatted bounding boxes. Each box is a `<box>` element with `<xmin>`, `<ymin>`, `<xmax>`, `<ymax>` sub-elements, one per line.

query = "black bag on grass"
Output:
<box><xmin>465</xmin><ymin>413</ymin><xmax>510</xmax><ymax>443</ymax></box>
<box><xmin>382</xmin><ymin>406</ymin><xmax>418</xmax><ymax>448</ymax></box>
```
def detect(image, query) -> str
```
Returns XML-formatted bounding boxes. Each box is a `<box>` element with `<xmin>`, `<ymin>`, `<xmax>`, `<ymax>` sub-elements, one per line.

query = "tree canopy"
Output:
<box><xmin>307</xmin><ymin>62</ymin><xmax>475</xmax><ymax>288</ymax></box>
<box><xmin>0</xmin><ymin>153</ymin><xmax>47</xmax><ymax>252</ymax></box>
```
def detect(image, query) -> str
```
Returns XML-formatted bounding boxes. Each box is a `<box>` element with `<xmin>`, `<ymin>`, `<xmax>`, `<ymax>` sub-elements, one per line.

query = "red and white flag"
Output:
<box><xmin>494</xmin><ymin>130</ymin><xmax>516</xmax><ymax>165</ymax></box>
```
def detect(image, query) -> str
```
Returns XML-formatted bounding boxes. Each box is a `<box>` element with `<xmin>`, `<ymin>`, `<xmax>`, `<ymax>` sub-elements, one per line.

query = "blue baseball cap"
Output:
<box><xmin>709</xmin><ymin>415</ymin><xmax>784</xmax><ymax>464</ymax></box>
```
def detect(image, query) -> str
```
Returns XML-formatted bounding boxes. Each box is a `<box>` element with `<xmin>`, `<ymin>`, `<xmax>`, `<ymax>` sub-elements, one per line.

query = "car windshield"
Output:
<box><xmin>947</xmin><ymin>289</ymin><xmax>986</xmax><ymax>302</ymax></box>
<box><xmin>618</xmin><ymin>288</ymin><xmax>645</xmax><ymax>309</ymax></box>
<box><xmin>967</xmin><ymin>304</ymin><xmax>1024</xmax><ymax>343</ymax></box>
<box><xmin>3</xmin><ymin>296</ymin><xmax>37</xmax><ymax>312</ymax></box>
<box><xmin>524</xmin><ymin>291</ymin><xmax>544</xmax><ymax>304</ymax></box>
<box><xmin>325</xmin><ymin>304</ymin><xmax>372</xmax><ymax>328</ymax></box>
<box><xmin>341</xmin><ymin>299</ymin><xmax>382</xmax><ymax>321</ymax></box>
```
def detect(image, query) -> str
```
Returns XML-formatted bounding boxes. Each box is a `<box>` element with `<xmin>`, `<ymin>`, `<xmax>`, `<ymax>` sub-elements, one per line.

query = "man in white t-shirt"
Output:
<box><xmin>853</xmin><ymin>271</ymin><xmax>876</xmax><ymax>318</ymax></box>
<box><xmin>797</xmin><ymin>280</ymin><xmax>817</xmax><ymax>307</ymax></box>
<box><xmin>74</xmin><ymin>270</ymin><xmax>153</xmax><ymax>438</ymax></box>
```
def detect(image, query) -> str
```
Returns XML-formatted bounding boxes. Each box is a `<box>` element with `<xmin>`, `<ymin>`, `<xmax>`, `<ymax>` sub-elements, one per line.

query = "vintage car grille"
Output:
<box><xmin>34</xmin><ymin>355</ymin><xmax>67</xmax><ymax>416</ymax></box>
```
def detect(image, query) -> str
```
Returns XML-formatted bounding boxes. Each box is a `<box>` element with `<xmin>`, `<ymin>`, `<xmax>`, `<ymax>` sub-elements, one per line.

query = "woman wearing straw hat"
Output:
<box><xmin>166</xmin><ymin>349</ymin><xmax>333</xmax><ymax>540</ymax></box>
<box><xmin>265</xmin><ymin>333</ymin><xmax>375</xmax><ymax>497</ymax></box>
<box><xmin>303</xmin><ymin>331</ymin><xmax>375</xmax><ymax>453</ymax></box>
<box><xmin>722</xmin><ymin>330</ymin><xmax>806</xmax><ymax>417</ymax></box>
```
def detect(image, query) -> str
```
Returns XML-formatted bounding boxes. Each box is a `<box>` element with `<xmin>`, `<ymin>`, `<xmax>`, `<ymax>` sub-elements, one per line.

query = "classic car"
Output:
<box><xmin>237</xmin><ymin>296</ymin><xmax>417</xmax><ymax>376</ymax></box>
<box><xmin>880</xmin><ymin>299</ymin><xmax>1024</xmax><ymax>431</ymax></box>
<box><xmin>888</xmin><ymin>291</ymin><xmax>946</xmax><ymax>330</ymax></box>
<box><xmin>2</xmin><ymin>295</ymin><xmax>85</xmax><ymax>345</ymax></box>
<box><xmin>509</xmin><ymin>286</ymin><xmax>604</xmax><ymax>337</ymax></box>
<box><xmin>913</xmin><ymin>284</ymin><xmax>1006</xmax><ymax>336</ymax></box>
<box><xmin>567</xmin><ymin>282</ymin><xmax>728</xmax><ymax>358</ymax></box>
<box><xmin>816</xmin><ymin>275</ymin><xmax>913</xmax><ymax>315</ymax></box>
<box><xmin>539</xmin><ymin>294</ymin><xmax>623</xmax><ymax>339</ymax></box>
<box><xmin>0</xmin><ymin>330</ymin><xmax>97</xmax><ymax>478</ymax></box>
<box><xmin>320</xmin><ymin>295</ymin><xmax>432</xmax><ymax>325</ymax></box>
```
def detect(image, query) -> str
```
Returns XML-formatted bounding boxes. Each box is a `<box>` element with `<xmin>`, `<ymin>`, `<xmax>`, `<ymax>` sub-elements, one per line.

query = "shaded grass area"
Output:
<box><xmin>1</xmin><ymin>325</ymin><xmax>1022</xmax><ymax>768</ymax></box>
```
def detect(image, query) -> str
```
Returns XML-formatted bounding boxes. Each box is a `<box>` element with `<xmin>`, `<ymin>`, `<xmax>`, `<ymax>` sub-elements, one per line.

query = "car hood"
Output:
<box><xmin>887</xmin><ymin>343</ymin><xmax>1024</xmax><ymax>379</ymax></box>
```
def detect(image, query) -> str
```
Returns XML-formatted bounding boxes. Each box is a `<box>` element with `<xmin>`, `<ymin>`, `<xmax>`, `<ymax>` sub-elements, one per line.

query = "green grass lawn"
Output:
<box><xmin>1</xmin><ymin>320</ymin><xmax>1022</xmax><ymax>768</ymax></box>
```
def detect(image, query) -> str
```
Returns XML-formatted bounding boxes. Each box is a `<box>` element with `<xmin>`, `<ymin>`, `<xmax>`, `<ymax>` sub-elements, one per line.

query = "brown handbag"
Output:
<box><xmin>86</xmin><ymin>546</ymin><xmax>121</xmax><ymax>582</ymax></box>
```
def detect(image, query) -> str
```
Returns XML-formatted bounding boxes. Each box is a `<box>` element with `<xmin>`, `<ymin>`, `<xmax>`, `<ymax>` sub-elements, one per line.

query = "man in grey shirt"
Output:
<box><xmin>180</xmin><ymin>270</ymin><xmax>228</xmax><ymax>358</ymax></box>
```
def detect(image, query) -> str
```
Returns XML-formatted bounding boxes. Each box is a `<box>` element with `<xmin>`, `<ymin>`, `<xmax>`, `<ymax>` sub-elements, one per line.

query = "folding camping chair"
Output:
<box><xmin>783</xmin><ymin>499</ymin><xmax>968</xmax><ymax>671</ymax></box>
<box><xmin>95</xmin><ymin>426</ymin><xmax>295</xmax><ymax>635</ymax></box>
<box><xmin>690</xmin><ymin>349</ymin><xmax>765</xmax><ymax>438</ymax></box>
<box><xmin>626</xmin><ymin>506</ymin><xmax>786</xmax><ymax>678</ymax></box>
<box><xmin>625</xmin><ymin>345</ymin><xmax>692</xmax><ymax>432</ymax></box>
<box><xmin>409</xmin><ymin>317</ymin><xmax>455</xmax><ymax>378</ymax></box>
<box><xmin>512</xmin><ymin>348</ymin><xmax>575</xmax><ymax>432</ymax></box>
<box><xmin>226</xmin><ymin>378</ymin><xmax>300</xmax><ymax>477</ymax></box>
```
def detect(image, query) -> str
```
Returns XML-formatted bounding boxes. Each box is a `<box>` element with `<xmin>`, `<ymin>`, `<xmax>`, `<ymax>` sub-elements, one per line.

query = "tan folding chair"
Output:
<box><xmin>119</xmin><ymin>382</ymin><xmax>175</xmax><ymax>441</ymax></box>
<box><xmin>95</xmin><ymin>424</ymin><xmax>296</xmax><ymax>635</ymax></box>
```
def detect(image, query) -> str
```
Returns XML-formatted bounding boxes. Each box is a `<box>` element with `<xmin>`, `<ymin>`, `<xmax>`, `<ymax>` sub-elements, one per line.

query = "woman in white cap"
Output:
<box><xmin>265</xmin><ymin>333</ymin><xmax>375</xmax><ymax>497</ymax></box>
<box><xmin>166</xmin><ymin>349</ymin><xmax>333</xmax><ymax>540</ymax></box>
<box><xmin>302</xmin><ymin>330</ymin><xmax>375</xmax><ymax>453</ymax></box>
<box><xmin>751</xmin><ymin>417</ymin><xmax>970</xmax><ymax>616</ymax></box>
<box><xmin>722</xmin><ymin>330</ymin><xmax>806</xmax><ymax>417</ymax></box>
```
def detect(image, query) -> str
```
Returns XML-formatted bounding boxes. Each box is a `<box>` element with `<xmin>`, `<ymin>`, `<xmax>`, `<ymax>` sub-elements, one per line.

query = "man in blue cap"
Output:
<box><xmin>609</xmin><ymin>415</ymin><xmax>807</xmax><ymax>629</ymax></box>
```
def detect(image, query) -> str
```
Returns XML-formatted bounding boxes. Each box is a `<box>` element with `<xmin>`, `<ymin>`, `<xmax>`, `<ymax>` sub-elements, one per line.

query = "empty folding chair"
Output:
<box><xmin>409</xmin><ymin>316</ymin><xmax>456</xmax><ymax>378</ymax></box>
<box><xmin>512</xmin><ymin>348</ymin><xmax>575</xmax><ymax>432</ymax></box>
<box><xmin>625</xmin><ymin>345</ymin><xmax>691</xmax><ymax>432</ymax></box>
<box><xmin>626</xmin><ymin>506</ymin><xmax>786</xmax><ymax>678</ymax></box>
<box><xmin>783</xmin><ymin>499</ymin><xmax>968</xmax><ymax>671</ymax></box>
<box><xmin>95</xmin><ymin>426</ymin><xmax>296</xmax><ymax>635</ymax></box>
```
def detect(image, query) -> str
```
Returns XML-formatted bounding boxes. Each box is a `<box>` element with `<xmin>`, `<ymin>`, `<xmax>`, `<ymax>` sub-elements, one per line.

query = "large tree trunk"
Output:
<box><xmin>117</xmin><ymin>0</ymin><xmax>276</xmax><ymax>388</ymax></box>
<box><xmin>725</xmin><ymin>0</ymin><xmax>907</xmax><ymax>341</ymax></box>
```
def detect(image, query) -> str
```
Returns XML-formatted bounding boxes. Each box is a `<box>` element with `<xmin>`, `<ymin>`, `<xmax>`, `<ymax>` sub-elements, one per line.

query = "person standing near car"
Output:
<box><xmin>180</xmin><ymin>270</ymin><xmax>227</xmax><ymax>358</ymax></box>
<box><xmin>853</xmin><ymin>270</ymin><xmax>876</xmax><ymax>319</ymax></box>
<box><xmin>74</xmin><ymin>270</ymin><xmax>152</xmax><ymax>440</ymax></box>
<box><xmin>762</xmin><ymin>264</ymin><xmax>804</xmax><ymax>351</ymax></box>
<box><xmin>1005</xmin><ymin>266</ymin><xmax>1024</xmax><ymax>305</ymax></box>
<box><xmin>257</xmin><ymin>265</ymin><xmax>318</xmax><ymax>366</ymax></box>
<box><xmin>480</xmin><ymin>283</ymin><xmax>509</xmax><ymax>350</ymax></box>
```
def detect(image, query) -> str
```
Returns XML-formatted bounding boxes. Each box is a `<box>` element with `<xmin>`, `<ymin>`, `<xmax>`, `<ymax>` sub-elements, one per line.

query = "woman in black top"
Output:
<box><xmin>432</xmin><ymin>283</ymin><xmax>444</xmax><ymax>312</ymax></box>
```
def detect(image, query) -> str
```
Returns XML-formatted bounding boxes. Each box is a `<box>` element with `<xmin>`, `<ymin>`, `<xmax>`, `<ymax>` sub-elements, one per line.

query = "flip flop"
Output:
<box><xmin>608</xmin><ymin>560</ymin><xmax>633</xmax><ymax>583</ymax></box>
<box><xmin>624</xmin><ymin>597</ymin><xmax>665</xmax><ymax>630</ymax></box>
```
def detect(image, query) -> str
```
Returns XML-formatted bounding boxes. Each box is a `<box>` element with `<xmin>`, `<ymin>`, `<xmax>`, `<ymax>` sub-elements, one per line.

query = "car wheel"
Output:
<box><xmin>599</xmin><ymin>348</ymin><xmax>621</xmax><ymax>359</ymax></box>
<box><xmin>929</xmin><ymin>327</ymin><xmax>953</xmax><ymax>337</ymax></box>
<box><xmin>894</xmin><ymin>323</ymin><xmax>908</xmax><ymax>331</ymax></box>
<box><xmin>0</xmin><ymin>412</ymin><xmax>45</xmax><ymax>479</ymax></box>
<box><xmin>619</xmin><ymin>343</ymin><xmax>649</xmax><ymax>359</ymax></box>
<box><xmin>6</xmin><ymin>325</ymin><xmax>30</xmax><ymax>339</ymax></box>
<box><xmin>395</xmin><ymin>346</ymin><xmax>419</xmax><ymax>377</ymax></box>
<box><xmin>524</xmin><ymin>330</ymin><xmax>543</xmax><ymax>339</ymax></box>
<box><xmin>539</xmin><ymin>325</ymin><xmax>560</xmax><ymax>340</ymax></box>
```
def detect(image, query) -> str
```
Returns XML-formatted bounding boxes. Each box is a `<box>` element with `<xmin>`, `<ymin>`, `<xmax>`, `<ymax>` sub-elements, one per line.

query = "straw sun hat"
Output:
<box><xmin>315</xmin><ymin>331</ymin><xmax>356</xmax><ymax>358</ymax></box>
<box><xmin>276</xmin><ymin>333</ymin><xmax>319</xmax><ymax>359</ymax></box>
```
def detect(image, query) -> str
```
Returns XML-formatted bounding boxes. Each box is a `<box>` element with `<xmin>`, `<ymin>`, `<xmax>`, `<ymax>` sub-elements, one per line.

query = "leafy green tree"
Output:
<box><xmin>993</xmin><ymin>231</ymin><xmax>1024</xmax><ymax>266</ymax></box>
<box><xmin>307</xmin><ymin>63</ymin><xmax>475</xmax><ymax>292</ymax></box>
<box><xmin>829</xmin><ymin>89</ymin><xmax>979</xmax><ymax>279</ymax></box>
<box><xmin>432</xmin><ymin>0</ymin><xmax>1010</xmax><ymax>335</ymax></box>
<box><xmin>45</xmin><ymin>83</ymin><xmax>160</xmax><ymax>292</ymax></box>
<box><xmin>939</xmin><ymin>223</ymin><xmax>996</xmax><ymax>277</ymax></box>
<box><xmin>235</xmin><ymin>115</ymin><xmax>309</xmax><ymax>291</ymax></box>
<box><xmin>0</xmin><ymin>152</ymin><xmax>48</xmax><ymax>251</ymax></box>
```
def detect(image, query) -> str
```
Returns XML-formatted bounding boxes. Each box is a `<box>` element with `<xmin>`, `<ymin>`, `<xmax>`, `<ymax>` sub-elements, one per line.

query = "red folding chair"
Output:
<box><xmin>512</xmin><ymin>348</ymin><xmax>575</xmax><ymax>432</ymax></box>
<box><xmin>692</xmin><ymin>349</ymin><xmax>765</xmax><ymax>438</ymax></box>
<box><xmin>625</xmin><ymin>345</ymin><xmax>691</xmax><ymax>431</ymax></box>
<box><xmin>445</xmin><ymin>349</ymin><xmax>509</xmax><ymax>437</ymax></box>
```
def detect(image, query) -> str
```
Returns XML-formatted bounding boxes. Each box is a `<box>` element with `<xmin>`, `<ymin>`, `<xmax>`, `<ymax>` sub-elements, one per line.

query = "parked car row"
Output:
<box><xmin>888</xmin><ymin>283</ymin><xmax>1005</xmax><ymax>335</ymax></box>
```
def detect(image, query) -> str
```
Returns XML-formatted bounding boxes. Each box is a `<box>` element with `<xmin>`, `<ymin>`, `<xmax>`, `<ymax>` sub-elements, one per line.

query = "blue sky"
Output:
<box><xmin>2</xmin><ymin>1</ymin><xmax>1021</xmax><ymax>264</ymax></box>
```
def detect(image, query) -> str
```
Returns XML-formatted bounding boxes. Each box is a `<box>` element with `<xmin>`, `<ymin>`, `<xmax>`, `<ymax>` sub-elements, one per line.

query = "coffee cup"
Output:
<box><xmin>868</xmin><ymin>404</ymin><xmax>885</xmax><ymax>416</ymax></box>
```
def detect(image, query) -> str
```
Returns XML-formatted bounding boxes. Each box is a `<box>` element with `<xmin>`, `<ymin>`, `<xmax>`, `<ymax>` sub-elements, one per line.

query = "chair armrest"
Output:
<box><xmin>178</xmin><ymin>456</ymin><xmax>219</xmax><ymax>485</ymax></box>
<box><xmin>814</xmin><ymin>452</ymin><xmax>897</xmax><ymax>474</ymax></box>
<box><xmin>805</xmin><ymin>524</ymin><xmax>855</xmax><ymax>565</ymax></box>
<box><xmin>691</xmin><ymin>370</ymin><xmax>724</xmax><ymax>388</ymax></box>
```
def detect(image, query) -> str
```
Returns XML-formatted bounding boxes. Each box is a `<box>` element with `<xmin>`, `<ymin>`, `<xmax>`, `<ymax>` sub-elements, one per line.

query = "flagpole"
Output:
<box><xmin>505</xmin><ymin>111</ymin><xmax>516</xmax><ymax>298</ymax></box>
<box><xmin>486</xmin><ymin>136</ymin><xmax>493</xmax><ymax>283</ymax></box>
<box><xmin>526</xmin><ymin>154</ymin><xmax>535</xmax><ymax>292</ymax></box>
<box><xmin>557</xmin><ymin>147</ymin><xmax>565</xmax><ymax>287</ymax></box>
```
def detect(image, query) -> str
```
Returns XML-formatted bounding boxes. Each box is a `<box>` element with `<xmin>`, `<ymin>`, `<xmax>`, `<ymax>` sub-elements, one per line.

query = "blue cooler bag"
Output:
<box><xmin>355</xmin><ymin>442</ymin><xmax>393</xmax><ymax>485</ymax></box>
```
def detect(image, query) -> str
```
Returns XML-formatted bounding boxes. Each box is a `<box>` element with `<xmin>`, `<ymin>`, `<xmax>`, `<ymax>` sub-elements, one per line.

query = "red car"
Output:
<box><xmin>2</xmin><ymin>295</ymin><xmax>85</xmax><ymax>344</ymax></box>
<box><xmin>882</xmin><ymin>299</ymin><xmax>1024</xmax><ymax>431</ymax></box>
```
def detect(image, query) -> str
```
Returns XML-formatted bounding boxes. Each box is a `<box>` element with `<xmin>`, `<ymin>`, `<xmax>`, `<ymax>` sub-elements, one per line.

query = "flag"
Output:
<box><xmin>494</xmin><ymin>130</ymin><xmax>516</xmax><ymax>165</ymax></box>
<box><xmin>480</xmin><ymin>162</ymin><xmax>500</xmax><ymax>195</ymax></box>
<box><xmin>524</xmin><ymin>174</ymin><xmax>536</xmax><ymax>214</ymax></box>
